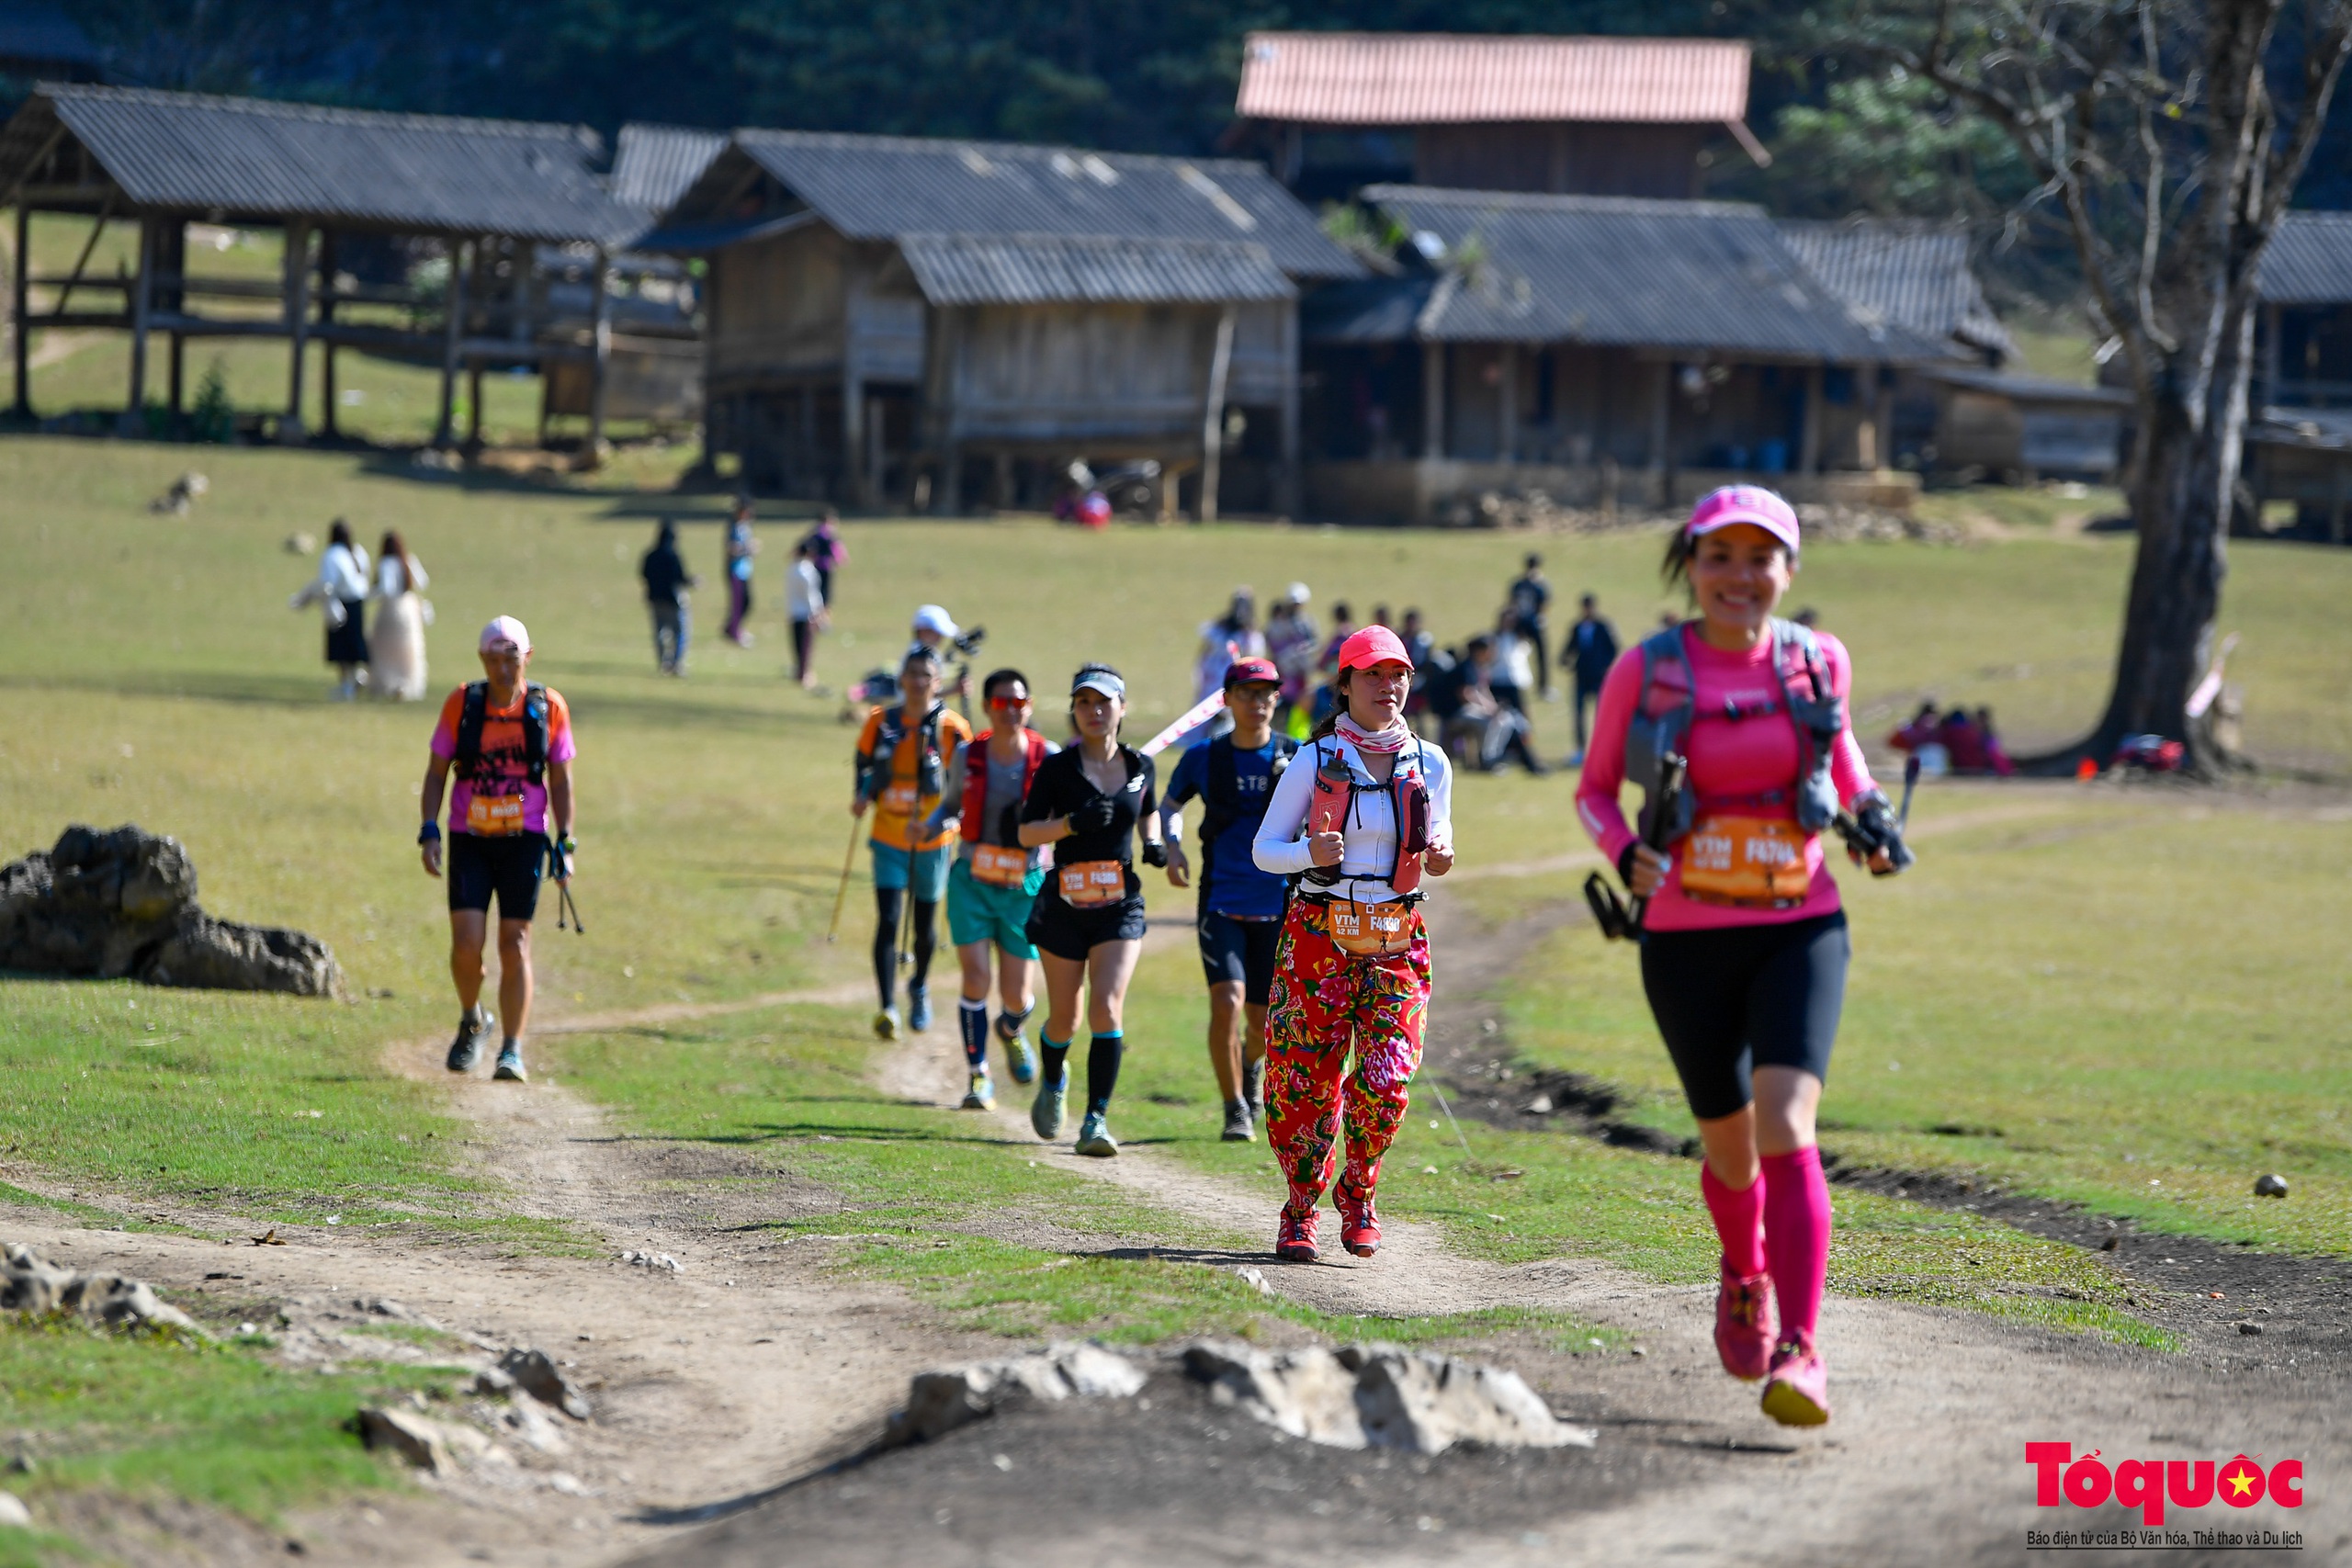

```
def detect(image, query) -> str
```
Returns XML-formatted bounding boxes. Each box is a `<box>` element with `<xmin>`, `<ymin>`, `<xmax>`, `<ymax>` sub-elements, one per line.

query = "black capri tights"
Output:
<box><xmin>1638</xmin><ymin>912</ymin><xmax>1849</xmax><ymax>1122</ymax></box>
<box><xmin>872</xmin><ymin>886</ymin><xmax>938</xmax><ymax>1010</ymax></box>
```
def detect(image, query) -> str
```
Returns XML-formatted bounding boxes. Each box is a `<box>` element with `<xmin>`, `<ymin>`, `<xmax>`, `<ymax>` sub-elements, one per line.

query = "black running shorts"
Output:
<box><xmin>1638</xmin><ymin>911</ymin><xmax>1849</xmax><ymax>1122</ymax></box>
<box><xmin>447</xmin><ymin>831</ymin><xmax>547</xmax><ymax>921</ymax></box>
<box><xmin>1198</xmin><ymin>909</ymin><xmax>1283</xmax><ymax>1004</ymax></box>
<box><xmin>1025</xmin><ymin>891</ymin><xmax>1148</xmax><ymax>963</ymax></box>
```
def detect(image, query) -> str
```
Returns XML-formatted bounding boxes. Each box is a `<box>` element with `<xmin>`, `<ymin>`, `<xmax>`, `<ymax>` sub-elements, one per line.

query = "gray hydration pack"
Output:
<box><xmin>1622</xmin><ymin>618</ymin><xmax>1844</xmax><ymax>844</ymax></box>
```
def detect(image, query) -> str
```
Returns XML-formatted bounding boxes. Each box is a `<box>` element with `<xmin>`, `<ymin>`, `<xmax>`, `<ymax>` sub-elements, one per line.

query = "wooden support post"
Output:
<box><xmin>281</xmin><ymin>217</ymin><xmax>311</xmax><ymax>443</ymax></box>
<box><xmin>922</xmin><ymin>305</ymin><xmax>965</xmax><ymax>515</ymax></box>
<box><xmin>1498</xmin><ymin>344</ymin><xmax>1518</xmax><ymax>464</ymax></box>
<box><xmin>1422</xmin><ymin>340</ymin><xmax>1445</xmax><ymax>458</ymax></box>
<box><xmin>842</xmin><ymin>267</ymin><xmax>867</xmax><ymax>508</ymax></box>
<box><xmin>991</xmin><ymin>449</ymin><xmax>1013</xmax><ymax>510</ymax></box>
<box><xmin>319</xmin><ymin>231</ymin><xmax>338</xmax><ymax>439</ymax></box>
<box><xmin>435</xmin><ymin>238</ymin><xmax>468</xmax><ymax>448</ymax></box>
<box><xmin>468</xmin><ymin>363</ymin><xmax>484</xmax><ymax>448</ymax></box>
<box><xmin>11</xmin><ymin>203</ymin><xmax>28</xmax><ymax>418</ymax></box>
<box><xmin>1276</xmin><ymin>299</ymin><xmax>1301</xmax><ymax>517</ymax></box>
<box><xmin>587</xmin><ymin>246</ymin><xmax>612</xmax><ymax>457</ymax></box>
<box><xmin>168</xmin><ymin>334</ymin><xmax>183</xmax><ymax>414</ymax></box>
<box><xmin>2262</xmin><ymin>306</ymin><xmax>2282</xmax><ymax>410</ymax></box>
<box><xmin>1649</xmin><ymin>361</ymin><xmax>1673</xmax><ymax>507</ymax></box>
<box><xmin>2333</xmin><ymin>455</ymin><xmax>2347</xmax><ymax>546</ymax></box>
<box><xmin>1800</xmin><ymin>364</ymin><xmax>1825</xmax><ymax>475</ymax></box>
<box><xmin>1198</xmin><ymin>306</ymin><xmax>1236</xmax><ymax>524</ymax></box>
<box><xmin>1870</xmin><ymin>369</ymin><xmax>1894</xmax><ymax>470</ymax></box>
<box><xmin>124</xmin><ymin>216</ymin><xmax>154</xmax><ymax>434</ymax></box>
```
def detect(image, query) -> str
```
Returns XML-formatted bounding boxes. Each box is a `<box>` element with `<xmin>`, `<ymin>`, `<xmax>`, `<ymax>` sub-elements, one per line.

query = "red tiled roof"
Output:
<box><xmin>1236</xmin><ymin>32</ymin><xmax>1750</xmax><ymax>126</ymax></box>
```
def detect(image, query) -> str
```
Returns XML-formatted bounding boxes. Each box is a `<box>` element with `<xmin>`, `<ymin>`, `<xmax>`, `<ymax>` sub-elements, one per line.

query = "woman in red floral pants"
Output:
<box><xmin>1251</xmin><ymin>626</ymin><xmax>1454</xmax><ymax>1262</ymax></box>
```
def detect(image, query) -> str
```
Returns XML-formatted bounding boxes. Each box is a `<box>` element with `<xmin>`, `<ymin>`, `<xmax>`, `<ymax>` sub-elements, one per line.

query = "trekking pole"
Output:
<box><xmin>824</xmin><ymin>818</ymin><xmax>862</xmax><ymax>943</ymax></box>
<box><xmin>1897</xmin><ymin>752</ymin><xmax>1921</xmax><ymax>829</ymax></box>
<box><xmin>556</xmin><ymin>881</ymin><xmax>585</xmax><ymax>935</ymax></box>
<box><xmin>1424</xmin><ymin>1077</ymin><xmax>1478</xmax><ymax>1163</ymax></box>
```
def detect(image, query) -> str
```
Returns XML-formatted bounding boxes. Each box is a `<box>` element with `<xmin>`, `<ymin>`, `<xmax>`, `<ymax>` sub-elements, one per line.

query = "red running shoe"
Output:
<box><xmin>1334</xmin><ymin>1188</ymin><xmax>1381</xmax><ymax>1258</ymax></box>
<box><xmin>1759</xmin><ymin>1329</ymin><xmax>1830</xmax><ymax>1427</ymax></box>
<box><xmin>1274</xmin><ymin>1207</ymin><xmax>1319</xmax><ymax>1263</ymax></box>
<box><xmin>1714</xmin><ymin>1265</ymin><xmax>1774</xmax><ymax>1382</ymax></box>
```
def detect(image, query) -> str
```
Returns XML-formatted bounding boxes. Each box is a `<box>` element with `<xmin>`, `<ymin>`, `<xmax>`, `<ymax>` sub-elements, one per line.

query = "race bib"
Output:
<box><xmin>1327</xmin><ymin>899</ymin><xmax>1417</xmax><ymax>957</ymax></box>
<box><xmin>971</xmin><ymin>843</ymin><xmax>1032</xmax><ymax>888</ymax></box>
<box><xmin>1057</xmin><ymin>860</ymin><xmax>1126</xmax><ymax>907</ymax></box>
<box><xmin>880</xmin><ymin>781</ymin><xmax>918</xmax><ymax>816</ymax></box>
<box><xmin>1679</xmin><ymin>815</ymin><xmax>1811</xmax><ymax>907</ymax></box>
<box><xmin>466</xmin><ymin>794</ymin><xmax>527</xmax><ymax>837</ymax></box>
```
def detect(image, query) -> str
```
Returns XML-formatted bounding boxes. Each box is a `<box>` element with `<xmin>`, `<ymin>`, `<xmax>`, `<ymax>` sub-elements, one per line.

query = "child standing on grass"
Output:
<box><xmin>418</xmin><ymin>616</ymin><xmax>578</xmax><ymax>1085</ymax></box>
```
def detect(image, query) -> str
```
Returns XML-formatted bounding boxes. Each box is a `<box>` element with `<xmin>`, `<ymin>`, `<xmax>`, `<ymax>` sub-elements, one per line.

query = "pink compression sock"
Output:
<box><xmin>1700</xmin><ymin>1162</ymin><xmax>1767</xmax><ymax>1278</ymax></box>
<box><xmin>1758</xmin><ymin>1146</ymin><xmax>1832</xmax><ymax>1342</ymax></box>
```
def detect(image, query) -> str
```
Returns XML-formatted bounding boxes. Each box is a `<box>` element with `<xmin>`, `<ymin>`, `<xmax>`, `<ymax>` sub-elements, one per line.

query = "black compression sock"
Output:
<box><xmin>871</xmin><ymin>887</ymin><xmax>902</xmax><ymax>1010</ymax></box>
<box><xmin>1041</xmin><ymin>1034</ymin><xmax>1069</xmax><ymax>1088</ymax></box>
<box><xmin>995</xmin><ymin>1001</ymin><xmax>1034</xmax><ymax>1041</ymax></box>
<box><xmin>1085</xmin><ymin>1032</ymin><xmax>1124</xmax><ymax>1115</ymax></box>
<box><xmin>910</xmin><ymin>899</ymin><xmax>938</xmax><ymax>987</ymax></box>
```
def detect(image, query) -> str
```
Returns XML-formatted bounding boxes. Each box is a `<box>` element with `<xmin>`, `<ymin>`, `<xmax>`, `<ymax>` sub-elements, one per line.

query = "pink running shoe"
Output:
<box><xmin>1274</xmin><ymin>1207</ymin><xmax>1319</xmax><ymax>1263</ymax></box>
<box><xmin>1759</xmin><ymin>1330</ymin><xmax>1830</xmax><ymax>1427</ymax></box>
<box><xmin>1714</xmin><ymin>1266</ymin><xmax>1774</xmax><ymax>1382</ymax></box>
<box><xmin>1334</xmin><ymin>1188</ymin><xmax>1381</xmax><ymax>1258</ymax></box>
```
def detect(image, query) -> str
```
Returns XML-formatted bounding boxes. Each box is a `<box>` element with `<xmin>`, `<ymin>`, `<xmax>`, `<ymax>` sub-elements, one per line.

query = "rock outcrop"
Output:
<box><xmin>1183</xmin><ymin>1340</ymin><xmax>1596</xmax><ymax>1454</ymax></box>
<box><xmin>1</xmin><ymin>1244</ymin><xmax>205</xmax><ymax>1337</ymax></box>
<box><xmin>0</xmin><ymin>825</ymin><xmax>341</xmax><ymax>997</ymax></box>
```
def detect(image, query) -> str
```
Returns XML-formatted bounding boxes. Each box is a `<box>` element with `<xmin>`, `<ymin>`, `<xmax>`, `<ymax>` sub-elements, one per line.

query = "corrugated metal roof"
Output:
<box><xmin>2257</xmin><ymin>211</ymin><xmax>2352</xmax><ymax>306</ymax></box>
<box><xmin>1778</xmin><ymin>219</ymin><xmax>2013</xmax><ymax>359</ymax></box>
<box><xmin>1236</xmin><ymin>32</ymin><xmax>1748</xmax><ymax>126</ymax></box>
<box><xmin>611</xmin><ymin>123</ymin><xmax>727</xmax><ymax>216</ymax></box>
<box><xmin>0</xmin><ymin>85</ymin><xmax>644</xmax><ymax>244</ymax></box>
<box><xmin>1342</xmin><ymin>186</ymin><xmax>1940</xmax><ymax>362</ymax></box>
<box><xmin>685</xmin><ymin>130</ymin><xmax>1358</xmax><ymax>280</ymax></box>
<box><xmin>899</xmin><ymin>232</ymin><xmax>1293</xmax><ymax>306</ymax></box>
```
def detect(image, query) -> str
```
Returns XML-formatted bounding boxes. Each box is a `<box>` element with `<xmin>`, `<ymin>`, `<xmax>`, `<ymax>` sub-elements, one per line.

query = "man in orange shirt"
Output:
<box><xmin>853</xmin><ymin>645</ymin><xmax>971</xmax><ymax>1040</ymax></box>
<box><xmin>419</xmin><ymin>616</ymin><xmax>576</xmax><ymax>1083</ymax></box>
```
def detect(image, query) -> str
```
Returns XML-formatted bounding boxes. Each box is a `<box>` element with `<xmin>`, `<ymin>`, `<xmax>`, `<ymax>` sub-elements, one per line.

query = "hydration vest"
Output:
<box><xmin>1299</xmin><ymin>735</ymin><xmax>1435</xmax><ymax>896</ymax></box>
<box><xmin>960</xmin><ymin>727</ymin><xmax>1049</xmax><ymax>844</ymax></box>
<box><xmin>454</xmin><ymin>682</ymin><xmax>549</xmax><ymax>784</ymax></box>
<box><xmin>1623</xmin><ymin>619</ymin><xmax>1843</xmax><ymax>846</ymax></box>
<box><xmin>1194</xmin><ymin>733</ymin><xmax>1298</xmax><ymax>901</ymax></box>
<box><xmin>859</xmin><ymin>702</ymin><xmax>946</xmax><ymax>803</ymax></box>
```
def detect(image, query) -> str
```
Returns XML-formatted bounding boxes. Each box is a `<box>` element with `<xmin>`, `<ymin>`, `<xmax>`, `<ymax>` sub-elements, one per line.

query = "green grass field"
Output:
<box><xmin>5</xmin><ymin>431</ymin><xmax>2350</xmax><ymax>1532</ymax></box>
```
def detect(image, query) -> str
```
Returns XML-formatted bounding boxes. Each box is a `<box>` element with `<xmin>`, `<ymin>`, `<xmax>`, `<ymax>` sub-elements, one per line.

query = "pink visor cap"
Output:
<box><xmin>1686</xmin><ymin>485</ymin><xmax>1801</xmax><ymax>555</ymax></box>
<box><xmin>479</xmin><ymin>615</ymin><xmax>532</xmax><ymax>655</ymax></box>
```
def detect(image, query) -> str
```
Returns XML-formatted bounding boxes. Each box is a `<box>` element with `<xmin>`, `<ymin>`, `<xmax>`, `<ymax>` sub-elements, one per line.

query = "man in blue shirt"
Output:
<box><xmin>1160</xmin><ymin>657</ymin><xmax>1296</xmax><ymax>1143</ymax></box>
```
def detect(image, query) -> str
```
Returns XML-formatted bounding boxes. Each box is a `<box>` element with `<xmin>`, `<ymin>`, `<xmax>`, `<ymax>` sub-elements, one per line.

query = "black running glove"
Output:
<box><xmin>1838</xmin><ymin>790</ymin><xmax>1916</xmax><ymax>874</ymax></box>
<box><xmin>1069</xmin><ymin>795</ymin><xmax>1118</xmax><ymax>834</ymax></box>
<box><xmin>1141</xmin><ymin>840</ymin><xmax>1167</xmax><ymax>868</ymax></box>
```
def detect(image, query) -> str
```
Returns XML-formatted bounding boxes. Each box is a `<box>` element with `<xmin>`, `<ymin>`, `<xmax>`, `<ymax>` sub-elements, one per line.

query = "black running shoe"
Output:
<box><xmin>446</xmin><ymin>1009</ymin><xmax>492</xmax><ymax>1073</ymax></box>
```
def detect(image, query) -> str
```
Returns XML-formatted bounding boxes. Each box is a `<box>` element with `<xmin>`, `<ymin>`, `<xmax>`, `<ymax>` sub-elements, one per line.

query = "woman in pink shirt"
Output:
<box><xmin>1576</xmin><ymin>486</ymin><xmax>1911</xmax><ymax>1428</ymax></box>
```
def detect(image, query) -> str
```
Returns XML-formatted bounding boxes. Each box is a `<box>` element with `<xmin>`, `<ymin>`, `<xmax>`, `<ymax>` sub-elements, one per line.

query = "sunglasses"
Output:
<box><xmin>988</xmin><ymin>694</ymin><xmax>1031</xmax><ymax>709</ymax></box>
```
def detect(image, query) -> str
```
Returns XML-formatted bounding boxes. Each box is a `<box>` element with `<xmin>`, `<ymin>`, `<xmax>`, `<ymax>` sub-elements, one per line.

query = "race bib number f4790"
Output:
<box><xmin>1679</xmin><ymin>816</ymin><xmax>1810</xmax><ymax>906</ymax></box>
<box><xmin>466</xmin><ymin>794</ymin><xmax>527</xmax><ymax>837</ymax></box>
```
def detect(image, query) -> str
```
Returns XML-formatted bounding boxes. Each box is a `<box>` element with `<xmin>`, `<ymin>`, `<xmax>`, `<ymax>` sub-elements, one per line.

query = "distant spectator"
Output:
<box><xmin>1888</xmin><ymin>703</ymin><xmax>1941</xmax><ymax>754</ymax></box>
<box><xmin>368</xmin><ymin>528</ymin><xmax>432</xmax><ymax>702</ymax></box>
<box><xmin>640</xmin><ymin>517</ymin><xmax>697</xmax><ymax>676</ymax></box>
<box><xmin>1400</xmin><ymin>609</ymin><xmax>1436</xmax><ymax>733</ymax></box>
<box><xmin>1508</xmin><ymin>553</ymin><xmax>1553</xmax><ymax>696</ymax></box>
<box><xmin>1562</xmin><ymin>592</ymin><xmax>1619</xmax><ymax>762</ymax></box>
<box><xmin>1453</xmin><ymin>637</ymin><xmax>1544</xmax><ymax>774</ymax></box>
<box><xmin>1265</xmin><ymin>582</ymin><xmax>1318</xmax><ymax>733</ymax></box>
<box><xmin>1792</xmin><ymin>606</ymin><xmax>1821</xmax><ymax>630</ymax></box>
<box><xmin>1196</xmin><ymin>587</ymin><xmax>1269</xmax><ymax>703</ymax></box>
<box><xmin>724</xmin><ymin>498</ymin><xmax>760</xmax><ymax>647</ymax></box>
<box><xmin>1312</xmin><ymin>601</ymin><xmax>1357</xmax><ymax>727</ymax></box>
<box><xmin>799</xmin><ymin>509</ymin><xmax>847</xmax><ymax>605</ymax></box>
<box><xmin>1370</xmin><ymin>604</ymin><xmax>1393</xmax><ymax>630</ymax></box>
<box><xmin>290</xmin><ymin>518</ymin><xmax>371</xmax><ymax>701</ymax></box>
<box><xmin>1976</xmin><ymin>707</ymin><xmax>2016</xmax><ymax>776</ymax></box>
<box><xmin>1491</xmin><ymin>606</ymin><xmax>1535</xmax><ymax>713</ymax></box>
<box><xmin>786</xmin><ymin>540</ymin><xmax>828</xmax><ymax>690</ymax></box>
<box><xmin>1939</xmin><ymin>708</ymin><xmax>1993</xmax><ymax>773</ymax></box>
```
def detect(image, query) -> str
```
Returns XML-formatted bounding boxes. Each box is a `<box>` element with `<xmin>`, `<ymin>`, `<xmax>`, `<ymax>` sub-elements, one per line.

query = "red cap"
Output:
<box><xmin>1336</xmin><ymin>625</ymin><xmax>1413</xmax><ymax>671</ymax></box>
<box><xmin>1223</xmin><ymin>656</ymin><xmax>1282</xmax><ymax>690</ymax></box>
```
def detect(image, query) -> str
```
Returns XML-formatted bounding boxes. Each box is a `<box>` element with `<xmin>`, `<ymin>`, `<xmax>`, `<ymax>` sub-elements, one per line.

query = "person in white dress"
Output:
<box><xmin>369</xmin><ymin>529</ymin><xmax>433</xmax><ymax>701</ymax></box>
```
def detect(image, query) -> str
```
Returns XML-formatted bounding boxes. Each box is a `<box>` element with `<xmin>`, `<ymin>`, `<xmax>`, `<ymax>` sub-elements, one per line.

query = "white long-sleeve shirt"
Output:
<box><xmin>374</xmin><ymin>554</ymin><xmax>427</xmax><ymax>598</ymax></box>
<box><xmin>787</xmin><ymin>558</ymin><xmax>825</xmax><ymax>620</ymax></box>
<box><xmin>318</xmin><ymin>543</ymin><xmax>370</xmax><ymax>603</ymax></box>
<box><xmin>1252</xmin><ymin>732</ymin><xmax>1453</xmax><ymax>904</ymax></box>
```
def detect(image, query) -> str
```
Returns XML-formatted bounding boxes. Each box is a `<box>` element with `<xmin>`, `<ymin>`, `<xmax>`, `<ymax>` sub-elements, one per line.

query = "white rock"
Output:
<box><xmin>1346</xmin><ymin>1347</ymin><xmax>1594</xmax><ymax>1454</ymax></box>
<box><xmin>1184</xmin><ymin>1342</ymin><xmax>1366</xmax><ymax>1449</ymax></box>
<box><xmin>357</xmin><ymin>1407</ymin><xmax>455</xmax><ymax>1472</ymax></box>
<box><xmin>888</xmin><ymin>1342</ymin><xmax>1145</xmax><ymax>1445</ymax></box>
<box><xmin>1228</xmin><ymin>1266</ymin><xmax>1274</xmax><ymax>1296</ymax></box>
<box><xmin>0</xmin><ymin>1491</ymin><xmax>29</xmax><ymax>1529</ymax></box>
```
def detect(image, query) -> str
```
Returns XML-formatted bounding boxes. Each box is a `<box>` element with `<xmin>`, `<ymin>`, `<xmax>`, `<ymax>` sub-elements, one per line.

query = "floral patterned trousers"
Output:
<box><xmin>1263</xmin><ymin>899</ymin><xmax>1432</xmax><ymax>1217</ymax></box>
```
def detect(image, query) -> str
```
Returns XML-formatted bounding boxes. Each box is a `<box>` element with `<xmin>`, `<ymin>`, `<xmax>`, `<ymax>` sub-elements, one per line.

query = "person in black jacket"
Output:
<box><xmin>639</xmin><ymin>518</ymin><xmax>698</xmax><ymax>676</ymax></box>
<box><xmin>1564</xmin><ymin>592</ymin><xmax>1621</xmax><ymax>761</ymax></box>
<box><xmin>1017</xmin><ymin>665</ymin><xmax>1162</xmax><ymax>1156</ymax></box>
